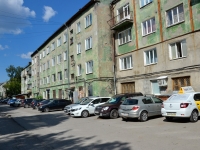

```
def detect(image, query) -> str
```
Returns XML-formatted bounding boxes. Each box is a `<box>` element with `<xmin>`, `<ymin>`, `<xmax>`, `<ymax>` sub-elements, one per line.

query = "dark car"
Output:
<box><xmin>38</xmin><ymin>99</ymin><xmax>72</xmax><ymax>112</ymax></box>
<box><xmin>9</xmin><ymin>99</ymin><xmax>17</xmax><ymax>107</ymax></box>
<box><xmin>23</xmin><ymin>98</ymin><xmax>35</xmax><ymax>108</ymax></box>
<box><xmin>31</xmin><ymin>99</ymin><xmax>44</xmax><ymax>109</ymax></box>
<box><xmin>37</xmin><ymin>99</ymin><xmax>51</xmax><ymax>109</ymax></box>
<box><xmin>94</xmin><ymin>93</ymin><xmax>143</xmax><ymax>119</ymax></box>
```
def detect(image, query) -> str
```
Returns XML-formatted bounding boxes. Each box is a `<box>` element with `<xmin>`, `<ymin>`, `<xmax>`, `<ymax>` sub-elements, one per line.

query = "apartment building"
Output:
<box><xmin>21</xmin><ymin>62</ymin><xmax>32</xmax><ymax>98</ymax></box>
<box><xmin>109</xmin><ymin>0</ymin><xmax>200</xmax><ymax>95</ymax></box>
<box><xmin>30</xmin><ymin>0</ymin><xmax>114</xmax><ymax>100</ymax></box>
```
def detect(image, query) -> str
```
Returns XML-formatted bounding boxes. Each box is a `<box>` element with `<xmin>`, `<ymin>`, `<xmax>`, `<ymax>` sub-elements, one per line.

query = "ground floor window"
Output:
<box><xmin>151</xmin><ymin>80</ymin><xmax>167</xmax><ymax>95</ymax></box>
<box><xmin>53</xmin><ymin>90</ymin><xmax>56</xmax><ymax>99</ymax></box>
<box><xmin>121</xmin><ymin>82</ymin><xmax>135</xmax><ymax>93</ymax></box>
<box><xmin>172</xmin><ymin>76</ymin><xmax>190</xmax><ymax>91</ymax></box>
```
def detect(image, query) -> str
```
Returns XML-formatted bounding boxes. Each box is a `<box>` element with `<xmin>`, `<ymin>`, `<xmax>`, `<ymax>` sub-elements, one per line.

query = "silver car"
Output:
<box><xmin>118</xmin><ymin>96</ymin><xmax>163</xmax><ymax>122</ymax></box>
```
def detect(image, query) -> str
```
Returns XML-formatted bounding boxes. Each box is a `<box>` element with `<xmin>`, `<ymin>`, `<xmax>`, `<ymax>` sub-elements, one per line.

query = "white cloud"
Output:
<box><xmin>20</xmin><ymin>52</ymin><xmax>33</xmax><ymax>59</ymax></box>
<box><xmin>0</xmin><ymin>45</ymin><xmax>9</xmax><ymax>50</ymax></box>
<box><xmin>43</xmin><ymin>6</ymin><xmax>57</xmax><ymax>22</ymax></box>
<box><xmin>0</xmin><ymin>0</ymin><xmax>36</xmax><ymax>35</ymax></box>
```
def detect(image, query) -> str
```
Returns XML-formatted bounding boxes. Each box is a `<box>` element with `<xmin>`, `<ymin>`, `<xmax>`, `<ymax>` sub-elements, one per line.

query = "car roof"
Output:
<box><xmin>89</xmin><ymin>97</ymin><xmax>111</xmax><ymax>100</ymax></box>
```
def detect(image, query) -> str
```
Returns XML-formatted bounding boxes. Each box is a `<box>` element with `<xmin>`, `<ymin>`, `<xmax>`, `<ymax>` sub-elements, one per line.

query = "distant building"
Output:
<box><xmin>0</xmin><ymin>82</ymin><xmax>7</xmax><ymax>99</ymax></box>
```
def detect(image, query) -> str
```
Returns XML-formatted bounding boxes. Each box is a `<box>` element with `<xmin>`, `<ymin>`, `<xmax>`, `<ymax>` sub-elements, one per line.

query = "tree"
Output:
<box><xmin>6</xmin><ymin>65</ymin><xmax>23</xmax><ymax>80</ymax></box>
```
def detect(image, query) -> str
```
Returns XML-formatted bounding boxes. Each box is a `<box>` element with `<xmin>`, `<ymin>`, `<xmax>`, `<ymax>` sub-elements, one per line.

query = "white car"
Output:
<box><xmin>161</xmin><ymin>87</ymin><xmax>200</xmax><ymax>122</ymax></box>
<box><xmin>70</xmin><ymin>97</ymin><xmax>111</xmax><ymax>118</ymax></box>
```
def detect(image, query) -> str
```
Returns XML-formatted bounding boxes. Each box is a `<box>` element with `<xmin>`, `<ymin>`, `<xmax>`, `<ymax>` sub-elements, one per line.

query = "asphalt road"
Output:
<box><xmin>0</xmin><ymin>104</ymin><xmax>200</xmax><ymax>150</ymax></box>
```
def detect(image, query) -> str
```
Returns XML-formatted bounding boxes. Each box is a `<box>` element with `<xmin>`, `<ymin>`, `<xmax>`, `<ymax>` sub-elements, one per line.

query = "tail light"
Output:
<box><xmin>180</xmin><ymin>103</ymin><xmax>189</xmax><ymax>108</ymax></box>
<box><xmin>161</xmin><ymin>103</ymin><xmax>164</xmax><ymax>108</ymax></box>
<box><xmin>132</xmin><ymin>106</ymin><xmax>139</xmax><ymax>111</ymax></box>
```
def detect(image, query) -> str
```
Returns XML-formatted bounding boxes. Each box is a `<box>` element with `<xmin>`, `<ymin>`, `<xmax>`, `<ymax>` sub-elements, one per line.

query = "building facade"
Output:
<box><xmin>30</xmin><ymin>0</ymin><xmax>114</xmax><ymax>101</ymax></box>
<box><xmin>0</xmin><ymin>82</ymin><xmax>7</xmax><ymax>99</ymax></box>
<box><xmin>21</xmin><ymin>62</ymin><xmax>32</xmax><ymax>98</ymax></box>
<box><xmin>109</xmin><ymin>0</ymin><xmax>200</xmax><ymax>95</ymax></box>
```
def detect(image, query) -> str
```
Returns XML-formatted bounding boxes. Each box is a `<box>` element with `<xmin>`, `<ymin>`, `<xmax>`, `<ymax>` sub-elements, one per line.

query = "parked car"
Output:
<box><xmin>118</xmin><ymin>96</ymin><xmax>163</xmax><ymax>122</ymax></box>
<box><xmin>37</xmin><ymin>99</ymin><xmax>51</xmax><ymax>109</ymax></box>
<box><xmin>9</xmin><ymin>99</ymin><xmax>17</xmax><ymax>107</ymax></box>
<box><xmin>94</xmin><ymin>93</ymin><xmax>143</xmax><ymax>119</ymax></box>
<box><xmin>31</xmin><ymin>99</ymin><xmax>44</xmax><ymax>109</ymax></box>
<box><xmin>13</xmin><ymin>99</ymin><xmax>24</xmax><ymax>107</ymax></box>
<box><xmin>23</xmin><ymin>98</ymin><xmax>35</xmax><ymax>108</ymax></box>
<box><xmin>2</xmin><ymin>99</ymin><xmax>9</xmax><ymax>104</ymax></box>
<box><xmin>64</xmin><ymin>96</ymin><xmax>99</xmax><ymax>115</ymax></box>
<box><xmin>38</xmin><ymin>99</ymin><xmax>72</xmax><ymax>112</ymax></box>
<box><xmin>161</xmin><ymin>87</ymin><xmax>200</xmax><ymax>122</ymax></box>
<box><xmin>70</xmin><ymin>97</ymin><xmax>111</xmax><ymax>118</ymax></box>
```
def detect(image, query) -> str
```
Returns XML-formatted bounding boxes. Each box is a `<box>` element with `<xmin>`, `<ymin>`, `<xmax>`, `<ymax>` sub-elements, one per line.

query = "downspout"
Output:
<box><xmin>188</xmin><ymin>0</ymin><xmax>194</xmax><ymax>32</ymax></box>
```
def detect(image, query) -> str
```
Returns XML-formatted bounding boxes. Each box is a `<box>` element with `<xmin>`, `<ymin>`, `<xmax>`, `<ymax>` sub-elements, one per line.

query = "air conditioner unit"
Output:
<box><xmin>157</xmin><ymin>79</ymin><xmax>167</xmax><ymax>86</ymax></box>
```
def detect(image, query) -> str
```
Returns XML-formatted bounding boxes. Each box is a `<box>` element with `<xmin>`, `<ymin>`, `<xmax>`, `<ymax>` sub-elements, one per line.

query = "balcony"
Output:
<box><xmin>107</xmin><ymin>11</ymin><xmax>133</xmax><ymax>30</ymax></box>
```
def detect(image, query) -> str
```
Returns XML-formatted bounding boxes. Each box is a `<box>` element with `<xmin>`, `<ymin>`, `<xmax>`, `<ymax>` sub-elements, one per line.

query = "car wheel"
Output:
<box><xmin>110</xmin><ymin>109</ymin><xmax>118</xmax><ymax>119</ymax></box>
<box><xmin>190</xmin><ymin>110</ymin><xmax>198</xmax><ymax>122</ymax></box>
<box><xmin>140</xmin><ymin>111</ymin><xmax>148</xmax><ymax>122</ymax></box>
<box><xmin>24</xmin><ymin>104</ymin><xmax>28</xmax><ymax>108</ymax></box>
<box><xmin>165</xmin><ymin>117</ymin><xmax>173</xmax><ymax>122</ymax></box>
<box><xmin>81</xmin><ymin>110</ymin><xmax>89</xmax><ymax>118</ymax></box>
<box><xmin>44</xmin><ymin>108</ymin><xmax>49</xmax><ymax>112</ymax></box>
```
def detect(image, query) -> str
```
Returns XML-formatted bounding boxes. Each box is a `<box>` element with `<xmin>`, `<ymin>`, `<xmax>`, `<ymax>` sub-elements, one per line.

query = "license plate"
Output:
<box><xmin>167</xmin><ymin>112</ymin><xmax>176</xmax><ymax>116</ymax></box>
<box><xmin>121</xmin><ymin>113</ymin><xmax>128</xmax><ymax>117</ymax></box>
<box><xmin>100</xmin><ymin>113</ymin><xmax>102</xmax><ymax>116</ymax></box>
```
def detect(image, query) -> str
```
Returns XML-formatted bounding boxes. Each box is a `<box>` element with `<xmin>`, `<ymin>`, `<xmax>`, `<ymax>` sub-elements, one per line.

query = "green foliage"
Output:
<box><xmin>6</xmin><ymin>65</ymin><xmax>23</xmax><ymax>80</ymax></box>
<box><xmin>36</xmin><ymin>95</ymin><xmax>43</xmax><ymax>100</ymax></box>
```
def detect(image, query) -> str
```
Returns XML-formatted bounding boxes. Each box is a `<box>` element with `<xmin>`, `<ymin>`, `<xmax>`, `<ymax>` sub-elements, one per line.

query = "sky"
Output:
<box><xmin>0</xmin><ymin>0</ymin><xmax>90</xmax><ymax>83</ymax></box>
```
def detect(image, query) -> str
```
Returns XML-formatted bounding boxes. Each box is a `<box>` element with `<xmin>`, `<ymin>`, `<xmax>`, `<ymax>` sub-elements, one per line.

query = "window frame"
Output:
<box><xmin>77</xmin><ymin>64</ymin><xmax>82</xmax><ymax>76</ymax></box>
<box><xmin>57</xmin><ymin>37</ymin><xmax>61</xmax><ymax>47</ymax></box>
<box><xmin>77</xmin><ymin>21</ymin><xmax>81</xmax><ymax>33</ymax></box>
<box><xmin>141</xmin><ymin>17</ymin><xmax>156</xmax><ymax>36</ymax></box>
<box><xmin>119</xmin><ymin>55</ymin><xmax>133</xmax><ymax>70</ymax></box>
<box><xmin>86</xmin><ymin>60</ymin><xmax>93</xmax><ymax>74</ymax></box>
<box><xmin>85</xmin><ymin>36</ymin><xmax>92</xmax><ymax>50</ymax></box>
<box><xmin>144</xmin><ymin>48</ymin><xmax>158</xmax><ymax>65</ymax></box>
<box><xmin>85</xmin><ymin>13</ymin><xmax>92</xmax><ymax>28</ymax></box>
<box><xmin>140</xmin><ymin>0</ymin><xmax>153</xmax><ymax>8</ymax></box>
<box><xmin>77</xmin><ymin>43</ymin><xmax>81</xmax><ymax>54</ymax></box>
<box><xmin>118</xmin><ymin>28</ymin><xmax>132</xmax><ymax>45</ymax></box>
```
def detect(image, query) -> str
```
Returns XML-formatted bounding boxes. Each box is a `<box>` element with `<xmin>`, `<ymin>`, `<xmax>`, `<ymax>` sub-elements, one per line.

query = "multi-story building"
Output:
<box><xmin>30</xmin><ymin>0</ymin><xmax>114</xmax><ymax>100</ymax></box>
<box><xmin>0</xmin><ymin>82</ymin><xmax>7</xmax><ymax>99</ymax></box>
<box><xmin>21</xmin><ymin>62</ymin><xmax>32</xmax><ymax>98</ymax></box>
<box><xmin>109</xmin><ymin>0</ymin><xmax>200</xmax><ymax>96</ymax></box>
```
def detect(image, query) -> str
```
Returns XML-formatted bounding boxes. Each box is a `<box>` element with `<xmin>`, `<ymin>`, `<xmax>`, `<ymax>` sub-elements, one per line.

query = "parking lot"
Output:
<box><xmin>0</xmin><ymin>104</ymin><xmax>200</xmax><ymax>150</ymax></box>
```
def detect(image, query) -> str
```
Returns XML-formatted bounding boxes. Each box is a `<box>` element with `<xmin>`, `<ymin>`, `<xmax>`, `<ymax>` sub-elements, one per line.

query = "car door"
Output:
<box><xmin>142</xmin><ymin>98</ymin><xmax>155</xmax><ymax>116</ymax></box>
<box><xmin>194</xmin><ymin>93</ymin><xmax>200</xmax><ymax>112</ymax></box>
<box><xmin>88</xmin><ymin>99</ymin><xmax>101</xmax><ymax>114</ymax></box>
<box><xmin>151</xmin><ymin>97</ymin><xmax>163</xmax><ymax>115</ymax></box>
<box><xmin>51</xmin><ymin>100</ymin><xmax>59</xmax><ymax>110</ymax></box>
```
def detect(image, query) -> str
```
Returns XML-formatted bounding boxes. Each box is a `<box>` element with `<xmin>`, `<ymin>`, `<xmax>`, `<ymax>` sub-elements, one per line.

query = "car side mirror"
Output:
<box><xmin>90</xmin><ymin>103</ymin><xmax>94</xmax><ymax>107</ymax></box>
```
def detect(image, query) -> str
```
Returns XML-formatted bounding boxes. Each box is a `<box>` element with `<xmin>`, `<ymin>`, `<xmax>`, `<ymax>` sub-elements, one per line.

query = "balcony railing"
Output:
<box><xmin>107</xmin><ymin>11</ymin><xmax>133</xmax><ymax>30</ymax></box>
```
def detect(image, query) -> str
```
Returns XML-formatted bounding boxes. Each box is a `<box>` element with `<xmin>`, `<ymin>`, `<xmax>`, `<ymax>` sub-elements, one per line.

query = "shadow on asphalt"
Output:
<box><xmin>162</xmin><ymin>117</ymin><xmax>200</xmax><ymax>123</ymax></box>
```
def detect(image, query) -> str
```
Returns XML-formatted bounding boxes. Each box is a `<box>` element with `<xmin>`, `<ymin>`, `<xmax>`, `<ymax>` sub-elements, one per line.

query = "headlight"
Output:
<box><xmin>103</xmin><ymin>107</ymin><xmax>109</xmax><ymax>110</ymax></box>
<box><xmin>74</xmin><ymin>107</ymin><xmax>82</xmax><ymax>111</ymax></box>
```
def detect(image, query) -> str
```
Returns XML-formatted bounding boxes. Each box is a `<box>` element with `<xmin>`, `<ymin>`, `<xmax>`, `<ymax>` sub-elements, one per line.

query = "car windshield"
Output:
<box><xmin>168</xmin><ymin>94</ymin><xmax>190</xmax><ymax>101</ymax></box>
<box><xmin>80</xmin><ymin>99</ymin><xmax>93</xmax><ymax>105</ymax></box>
<box><xmin>106</xmin><ymin>96</ymin><xmax>124</xmax><ymax>104</ymax></box>
<box><xmin>122</xmin><ymin>99</ymin><xmax>138</xmax><ymax>105</ymax></box>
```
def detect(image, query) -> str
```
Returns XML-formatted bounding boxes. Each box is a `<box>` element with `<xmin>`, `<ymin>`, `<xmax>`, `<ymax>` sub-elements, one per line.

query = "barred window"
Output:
<box><xmin>172</xmin><ymin>76</ymin><xmax>190</xmax><ymax>91</ymax></box>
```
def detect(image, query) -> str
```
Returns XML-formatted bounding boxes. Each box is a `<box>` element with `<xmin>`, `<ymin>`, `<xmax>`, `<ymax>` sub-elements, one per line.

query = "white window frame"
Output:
<box><xmin>32</xmin><ymin>59</ymin><xmax>34</xmax><ymax>65</ymax></box>
<box><xmin>58</xmin><ymin>72</ymin><xmax>62</xmax><ymax>81</ymax></box>
<box><xmin>77</xmin><ymin>21</ymin><xmax>81</xmax><ymax>33</ymax></box>
<box><xmin>57</xmin><ymin>54</ymin><xmax>62</xmax><ymax>64</ymax></box>
<box><xmin>77</xmin><ymin>64</ymin><xmax>82</xmax><ymax>76</ymax></box>
<box><xmin>57</xmin><ymin>37</ymin><xmax>61</xmax><ymax>47</ymax></box>
<box><xmin>63</xmin><ymin>32</ymin><xmax>67</xmax><ymax>43</ymax></box>
<box><xmin>43</xmin><ymin>50</ymin><xmax>45</xmax><ymax>58</ymax></box>
<box><xmin>118</xmin><ymin>28</ymin><xmax>132</xmax><ymax>45</ymax></box>
<box><xmin>119</xmin><ymin>55</ymin><xmax>133</xmax><ymax>70</ymax></box>
<box><xmin>77</xmin><ymin>43</ymin><xmax>81</xmax><ymax>54</ymax></box>
<box><xmin>52</xmin><ymin>74</ymin><xmax>56</xmax><ymax>82</ymax></box>
<box><xmin>140</xmin><ymin>0</ymin><xmax>153</xmax><ymax>8</ymax></box>
<box><xmin>52</xmin><ymin>57</ymin><xmax>55</xmax><ymax>66</ymax></box>
<box><xmin>64</xmin><ymin>69</ymin><xmax>68</xmax><ymax>79</ymax></box>
<box><xmin>85</xmin><ymin>13</ymin><xmax>92</xmax><ymax>28</ymax></box>
<box><xmin>63</xmin><ymin>51</ymin><xmax>67</xmax><ymax>61</ymax></box>
<box><xmin>40</xmin><ymin>65</ymin><xmax>42</xmax><ymax>72</ymax></box>
<box><xmin>166</xmin><ymin>4</ymin><xmax>184</xmax><ymax>27</ymax></box>
<box><xmin>85</xmin><ymin>36</ymin><xmax>92</xmax><ymax>50</ymax></box>
<box><xmin>39</xmin><ymin>53</ymin><xmax>42</xmax><ymax>59</ymax></box>
<box><xmin>51</xmin><ymin>42</ymin><xmax>55</xmax><ymax>51</ymax></box>
<box><xmin>47</xmin><ymin>76</ymin><xmax>50</xmax><ymax>84</ymax></box>
<box><xmin>144</xmin><ymin>49</ymin><xmax>158</xmax><ymax>65</ymax></box>
<box><xmin>142</xmin><ymin>17</ymin><xmax>156</xmax><ymax>36</ymax></box>
<box><xmin>169</xmin><ymin>39</ymin><xmax>187</xmax><ymax>60</ymax></box>
<box><xmin>85</xmin><ymin>60</ymin><xmax>93</xmax><ymax>74</ymax></box>
<box><xmin>46</xmin><ymin>46</ymin><xmax>50</xmax><ymax>55</ymax></box>
<box><xmin>117</xmin><ymin>4</ymin><xmax>130</xmax><ymax>22</ymax></box>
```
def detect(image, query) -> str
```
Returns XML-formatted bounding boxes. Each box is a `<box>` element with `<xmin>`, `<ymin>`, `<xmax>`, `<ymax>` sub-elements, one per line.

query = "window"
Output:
<box><xmin>166</xmin><ymin>4</ymin><xmax>184</xmax><ymax>27</ymax></box>
<box><xmin>34</xmin><ymin>57</ymin><xmax>37</xmax><ymax>63</ymax></box>
<box><xmin>77</xmin><ymin>64</ymin><xmax>82</xmax><ymax>76</ymax></box>
<box><xmin>118</xmin><ymin>28</ymin><xmax>132</xmax><ymax>45</ymax></box>
<box><xmin>40</xmin><ymin>65</ymin><xmax>42</xmax><ymax>72</ymax></box>
<box><xmin>63</xmin><ymin>32</ymin><xmax>67</xmax><ymax>43</ymax></box>
<box><xmin>58</xmin><ymin>72</ymin><xmax>62</xmax><ymax>81</ymax></box>
<box><xmin>86</xmin><ymin>60</ymin><xmax>93</xmax><ymax>74</ymax></box>
<box><xmin>151</xmin><ymin>80</ymin><xmax>167</xmax><ymax>95</ymax></box>
<box><xmin>52</xmin><ymin>74</ymin><xmax>56</xmax><ymax>82</ymax></box>
<box><xmin>46</xmin><ymin>47</ymin><xmax>50</xmax><ymax>55</ymax></box>
<box><xmin>172</xmin><ymin>76</ymin><xmax>190</xmax><ymax>91</ymax></box>
<box><xmin>52</xmin><ymin>57</ymin><xmax>55</xmax><ymax>66</ymax></box>
<box><xmin>47</xmin><ymin>60</ymin><xmax>50</xmax><ymax>69</ymax></box>
<box><xmin>57</xmin><ymin>37</ymin><xmax>61</xmax><ymax>47</ymax></box>
<box><xmin>120</xmin><ymin>56</ymin><xmax>133</xmax><ymax>70</ymax></box>
<box><xmin>101</xmin><ymin>98</ymin><xmax>110</xmax><ymax>103</ymax></box>
<box><xmin>57</xmin><ymin>54</ymin><xmax>62</xmax><ymax>64</ymax></box>
<box><xmin>32</xmin><ymin>59</ymin><xmax>34</xmax><ymax>64</ymax></box>
<box><xmin>43</xmin><ymin>77</ymin><xmax>45</xmax><ymax>85</ymax></box>
<box><xmin>77</xmin><ymin>43</ymin><xmax>81</xmax><ymax>54</ymax></box>
<box><xmin>63</xmin><ymin>51</ymin><xmax>67</xmax><ymax>61</ymax></box>
<box><xmin>140</xmin><ymin>0</ymin><xmax>153</xmax><ymax>8</ymax></box>
<box><xmin>85</xmin><ymin>13</ymin><xmax>92</xmax><ymax>28</ymax></box>
<box><xmin>144</xmin><ymin>49</ymin><xmax>157</xmax><ymax>65</ymax></box>
<box><xmin>142</xmin><ymin>98</ymin><xmax>153</xmax><ymax>104</ymax></box>
<box><xmin>70</xmin><ymin>37</ymin><xmax>73</xmax><ymax>45</ymax></box>
<box><xmin>43</xmin><ymin>50</ymin><xmax>45</xmax><ymax>57</ymax></box>
<box><xmin>142</xmin><ymin>17</ymin><xmax>156</xmax><ymax>36</ymax></box>
<box><xmin>71</xmin><ymin>74</ymin><xmax>74</xmax><ymax>80</ymax></box>
<box><xmin>70</xmin><ymin>55</ymin><xmax>74</xmax><ymax>61</ymax></box>
<box><xmin>64</xmin><ymin>69</ymin><xmax>68</xmax><ymax>79</ymax></box>
<box><xmin>47</xmin><ymin>76</ymin><xmax>50</xmax><ymax>84</ymax></box>
<box><xmin>152</xmin><ymin>97</ymin><xmax>162</xmax><ymax>103</ymax></box>
<box><xmin>40</xmin><ymin>53</ymin><xmax>42</xmax><ymax>59</ymax></box>
<box><xmin>117</xmin><ymin>4</ymin><xmax>130</xmax><ymax>22</ymax></box>
<box><xmin>77</xmin><ymin>21</ymin><xmax>81</xmax><ymax>33</ymax></box>
<box><xmin>85</xmin><ymin>36</ymin><xmax>92</xmax><ymax>50</ymax></box>
<box><xmin>51</xmin><ymin>42</ymin><xmax>55</xmax><ymax>51</ymax></box>
<box><xmin>169</xmin><ymin>40</ymin><xmax>187</xmax><ymax>60</ymax></box>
